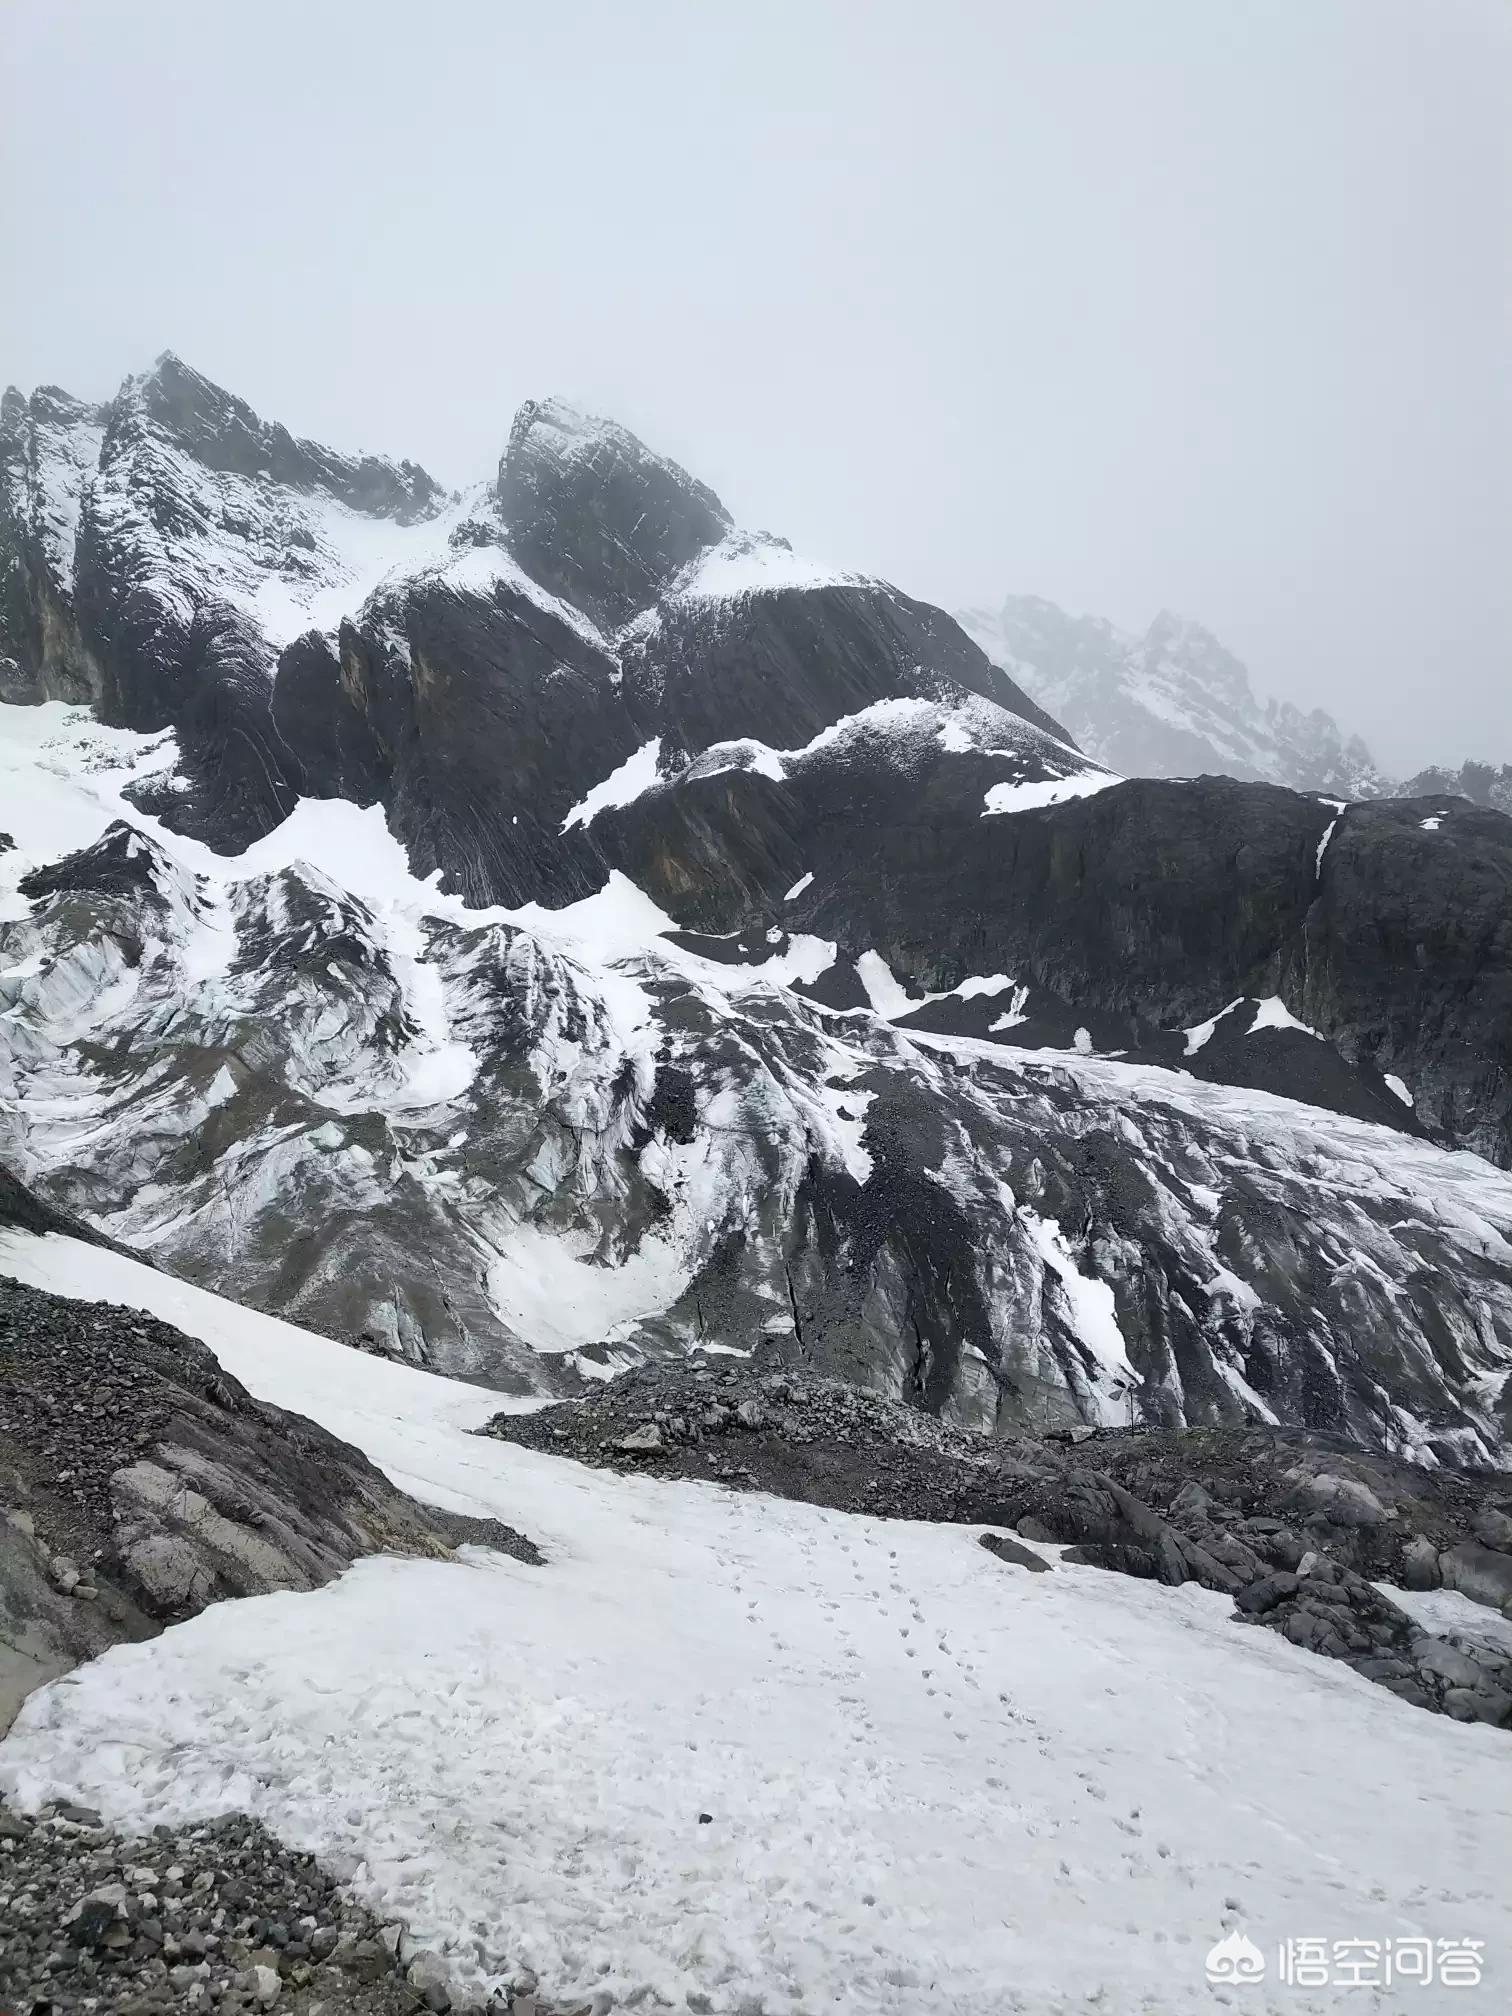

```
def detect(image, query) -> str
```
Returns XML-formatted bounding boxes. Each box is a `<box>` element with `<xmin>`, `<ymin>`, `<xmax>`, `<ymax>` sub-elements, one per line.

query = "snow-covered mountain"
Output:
<box><xmin>956</xmin><ymin>594</ymin><xmax>1390</xmax><ymax>797</ymax></box>
<box><xmin>6</xmin><ymin>355</ymin><xmax>1512</xmax><ymax>2015</ymax></box>
<box><xmin>3</xmin><ymin>357</ymin><xmax>1512</xmax><ymax>1461</ymax></box>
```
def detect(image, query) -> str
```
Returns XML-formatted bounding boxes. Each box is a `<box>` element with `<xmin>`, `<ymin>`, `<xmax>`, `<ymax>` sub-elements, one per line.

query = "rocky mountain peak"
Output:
<box><xmin>1141</xmin><ymin>609</ymin><xmax>1253</xmax><ymax>707</ymax></box>
<box><xmin>119</xmin><ymin>352</ymin><xmax>442</xmax><ymax>524</ymax></box>
<box><xmin>960</xmin><ymin>591</ymin><xmax>1389</xmax><ymax>799</ymax></box>
<box><xmin>499</xmin><ymin>395</ymin><xmax>732</xmax><ymax>631</ymax></box>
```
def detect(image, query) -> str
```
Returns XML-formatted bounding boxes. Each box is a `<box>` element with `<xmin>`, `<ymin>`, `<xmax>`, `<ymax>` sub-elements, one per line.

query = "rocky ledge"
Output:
<box><xmin>0</xmin><ymin>1798</ymin><xmax>573</xmax><ymax>2015</ymax></box>
<box><xmin>486</xmin><ymin>1360</ymin><xmax>1512</xmax><ymax>1727</ymax></box>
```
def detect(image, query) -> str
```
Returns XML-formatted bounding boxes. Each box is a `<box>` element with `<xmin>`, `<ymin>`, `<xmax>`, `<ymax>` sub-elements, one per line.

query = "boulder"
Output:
<box><xmin>979</xmin><ymin>1533</ymin><xmax>1053</xmax><ymax>1574</ymax></box>
<box><xmin>1440</xmin><ymin>1543</ymin><xmax>1512</xmax><ymax>1618</ymax></box>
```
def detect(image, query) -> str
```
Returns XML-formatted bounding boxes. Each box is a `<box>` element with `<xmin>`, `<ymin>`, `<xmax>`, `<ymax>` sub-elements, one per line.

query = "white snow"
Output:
<box><xmin>988</xmin><ymin>984</ymin><xmax>1031</xmax><ymax>1032</ymax></box>
<box><xmin>782</xmin><ymin>871</ymin><xmax>814</xmax><ymax>902</ymax></box>
<box><xmin>247</xmin><ymin>497</ymin><xmax>471</xmax><ymax>647</ymax></box>
<box><xmin>1384</xmin><ymin>1074</ymin><xmax>1414</xmax><ymax>1109</ymax></box>
<box><xmin>1182</xmin><ymin>998</ymin><xmax>1245</xmax><ymax>1057</ymax></box>
<box><xmin>954</xmin><ymin>973</ymin><xmax>1015</xmax><ymax>1001</ymax></box>
<box><xmin>1421</xmin><ymin>816</ymin><xmax>1443</xmax><ymax>832</ymax></box>
<box><xmin>483</xmin><ymin>1220</ymin><xmax>687</xmax><ymax>1355</ymax></box>
<box><xmin>1249</xmin><ymin>996</ymin><xmax>1322</xmax><ymax>1040</ymax></box>
<box><xmin>4</xmin><ymin>1226</ymin><xmax>1512</xmax><ymax>2016</ymax></box>
<box><xmin>560</xmin><ymin>737</ymin><xmax>663</xmax><ymax>832</ymax></box>
<box><xmin>854</xmin><ymin>952</ymin><xmax>1016</xmax><ymax>1025</ymax></box>
<box><xmin>1315</xmin><ymin>801</ymin><xmax>1345</xmax><ymax>876</ymax></box>
<box><xmin>1022</xmin><ymin>1207</ymin><xmax>1136</xmax><ymax>1408</ymax></box>
<box><xmin>981</xmin><ymin>770</ymin><xmax>1116</xmax><ymax>817</ymax></box>
<box><xmin>1378</xmin><ymin>1583</ymin><xmax>1512</xmax><ymax>1658</ymax></box>
<box><xmin>855</xmin><ymin>949</ymin><xmax>917</xmax><ymax>1021</ymax></box>
<box><xmin>667</xmin><ymin>529</ymin><xmax>867</xmax><ymax>604</ymax></box>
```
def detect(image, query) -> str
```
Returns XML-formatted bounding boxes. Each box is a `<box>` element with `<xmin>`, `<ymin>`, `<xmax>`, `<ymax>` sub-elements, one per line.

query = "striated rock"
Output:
<box><xmin>499</xmin><ymin>396</ymin><xmax>730</xmax><ymax>632</ymax></box>
<box><xmin>0</xmin><ymin>1260</ymin><xmax>538</xmax><ymax>1732</ymax></box>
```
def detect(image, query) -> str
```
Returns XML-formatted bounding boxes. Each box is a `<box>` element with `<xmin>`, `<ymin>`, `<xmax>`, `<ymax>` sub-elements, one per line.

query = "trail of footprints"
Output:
<box><xmin>727</xmin><ymin>1501</ymin><xmax>1202</xmax><ymax>1905</ymax></box>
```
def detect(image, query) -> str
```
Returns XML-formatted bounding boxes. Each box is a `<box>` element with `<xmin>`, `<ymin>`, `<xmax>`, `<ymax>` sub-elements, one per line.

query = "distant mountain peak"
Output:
<box><xmin>957</xmin><ymin>591</ymin><xmax>1390</xmax><ymax>799</ymax></box>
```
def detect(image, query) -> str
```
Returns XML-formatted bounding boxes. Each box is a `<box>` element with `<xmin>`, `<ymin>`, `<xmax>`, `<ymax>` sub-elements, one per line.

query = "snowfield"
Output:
<box><xmin>1</xmin><ymin>1231</ymin><xmax>1510</xmax><ymax>2015</ymax></box>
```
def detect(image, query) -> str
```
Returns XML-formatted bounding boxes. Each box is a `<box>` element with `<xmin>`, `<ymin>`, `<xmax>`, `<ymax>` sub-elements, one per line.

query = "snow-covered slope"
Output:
<box><xmin>1</xmin><ymin>1225</ymin><xmax>1508</xmax><ymax>2016</ymax></box>
<box><xmin>958</xmin><ymin>595</ymin><xmax>1389</xmax><ymax>797</ymax></box>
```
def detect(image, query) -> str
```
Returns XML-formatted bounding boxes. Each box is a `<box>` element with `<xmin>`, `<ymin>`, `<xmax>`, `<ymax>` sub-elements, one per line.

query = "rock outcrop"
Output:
<box><xmin>0</xmin><ymin>1264</ymin><xmax>536</xmax><ymax>1733</ymax></box>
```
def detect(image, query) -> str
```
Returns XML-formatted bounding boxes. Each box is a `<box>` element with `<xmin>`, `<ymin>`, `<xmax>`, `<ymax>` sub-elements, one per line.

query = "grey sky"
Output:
<box><xmin>3</xmin><ymin>0</ymin><xmax>1507</xmax><ymax>771</ymax></box>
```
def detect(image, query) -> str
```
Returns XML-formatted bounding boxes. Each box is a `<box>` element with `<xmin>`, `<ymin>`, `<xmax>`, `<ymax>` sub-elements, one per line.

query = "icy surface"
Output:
<box><xmin>2</xmin><ymin>1229</ymin><xmax>1511</xmax><ymax>2016</ymax></box>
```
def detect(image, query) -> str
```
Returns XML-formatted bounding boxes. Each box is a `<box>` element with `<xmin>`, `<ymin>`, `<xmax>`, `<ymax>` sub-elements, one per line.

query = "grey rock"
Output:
<box><xmin>1233</xmin><ymin>1573</ymin><xmax>1301</xmax><ymax>1616</ymax></box>
<box><xmin>1400</xmin><ymin>1537</ymin><xmax>1441</xmax><ymax>1590</ymax></box>
<box><xmin>1283</xmin><ymin>1470</ymin><xmax>1392</xmax><ymax>1529</ymax></box>
<box><xmin>612</xmin><ymin>1423</ymin><xmax>664</xmax><ymax>1455</ymax></box>
<box><xmin>1440</xmin><ymin>1543</ymin><xmax>1512</xmax><ymax>1617</ymax></box>
<box><xmin>978</xmin><ymin>1532</ymin><xmax>1052</xmax><ymax>1573</ymax></box>
<box><xmin>249</xmin><ymin>1961</ymin><xmax>281</xmax><ymax>2004</ymax></box>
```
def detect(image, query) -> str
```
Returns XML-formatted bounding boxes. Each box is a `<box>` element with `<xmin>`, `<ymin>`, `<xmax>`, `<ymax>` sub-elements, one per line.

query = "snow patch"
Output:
<box><xmin>1022</xmin><ymin>1208</ymin><xmax>1135</xmax><ymax>1409</ymax></box>
<box><xmin>981</xmin><ymin>770</ymin><xmax>1116</xmax><ymax>817</ymax></box>
<box><xmin>1182</xmin><ymin>999</ymin><xmax>1245</xmax><ymax>1057</ymax></box>
<box><xmin>783</xmin><ymin>871</ymin><xmax>814</xmax><ymax>902</ymax></box>
<box><xmin>1249</xmin><ymin>997</ymin><xmax>1322</xmax><ymax>1040</ymax></box>
<box><xmin>561</xmin><ymin>738</ymin><xmax>663</xmax><ymax>832</ymax></box>
<box><xmin>668</xmin><ymin>528</ymin><xmax>866</xmax><ymax>603</ymax></box>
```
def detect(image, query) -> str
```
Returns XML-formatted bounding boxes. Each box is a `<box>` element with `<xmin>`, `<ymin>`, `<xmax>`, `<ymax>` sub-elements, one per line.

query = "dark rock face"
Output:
<box><xmin>623</xmin><ymin>578</ymin><xmax>1068</xmax><ymax>759</ymax></box>
<box><xmin>1283</xmin><ymin>797</ymin><xmax>1512</xmax><ymax>1164</ymax></box>
<box><xmin>329</xmin><ymin>569</ymin><xmax>641</xmax><ymax>907</ymax></box>
<box><xmin>498</xmin><ymin>397</ymin><xmax>730</xmax><ymax>631</ymax></box>
<box><xmin>0</xmin><ymin>1267</ymin><xmax>536</xmax><ymax>1731</ymax></box>
<box><xmin>0</xmin><ymin>385</ymin><xmax>109</xmax><ymax>706</ymax></box>
<box><xmin>598</xmin><ymin>766</ymin><xmax>1512</xmax><ymax>1164</ymax></box>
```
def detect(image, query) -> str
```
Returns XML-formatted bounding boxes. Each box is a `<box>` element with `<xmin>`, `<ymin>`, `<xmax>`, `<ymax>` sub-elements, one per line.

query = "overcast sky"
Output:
<box><xmin>3</xmin><ymin>0</ymin><xmax>1507</xmax><ymax>769</ymax></box>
